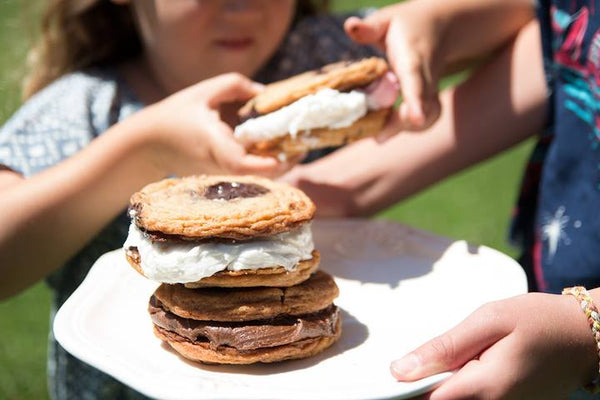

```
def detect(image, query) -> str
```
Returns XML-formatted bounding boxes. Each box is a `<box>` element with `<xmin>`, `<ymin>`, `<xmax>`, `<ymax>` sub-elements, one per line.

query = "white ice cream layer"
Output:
<box><xmin>123</xmin><ymin>223</ymin><xmax>314</xmax><ymax>284</ymax></box>
<box><xmin>234</xmin><ymin>88</ymin><xmax>368</xmax><ymax>143</ymax></box>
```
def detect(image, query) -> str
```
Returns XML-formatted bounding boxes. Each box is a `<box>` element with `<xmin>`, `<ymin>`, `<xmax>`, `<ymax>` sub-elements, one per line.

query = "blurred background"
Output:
<box><xmin>0</xmin><ymin>0</ymin><xmax>533</xmax><ymax>399</ymax></box>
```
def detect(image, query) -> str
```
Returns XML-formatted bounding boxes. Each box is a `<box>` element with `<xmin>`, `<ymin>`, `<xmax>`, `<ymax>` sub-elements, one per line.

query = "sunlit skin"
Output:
<box><xmin>0</xmin><ymin>1</ymin><xmax>302</xmax><ymax>299</ymax></box>
<box><xmin>119</xmin><ymin>0</ymin><xmax>295</xmax><ymax>101</ymax></box>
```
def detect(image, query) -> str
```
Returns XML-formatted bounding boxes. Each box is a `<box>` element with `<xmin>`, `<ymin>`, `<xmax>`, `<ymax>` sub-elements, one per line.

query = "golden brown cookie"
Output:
<box><xmin>240</xmin><ymin>57</ymin><xmax>388</xmax><ymax>116</ymax></box>
<box><xmin>183</xmin><ymin>250</ymin><xmax>320</xmax><ymax>288</ymax></box>
<box><xmin>129</xmin><ymin>175</ymin><xmax>315</xmax><ymax>239</ymax></box>
<box><xmin>154</xmin><ymin>270</ymin><xmax>339</xmax><ymax>322</ymax></box>
<box><xmin>153</xmin><ymin>317</ymin><xmax>341</xmax><ymax>364</ymax></box>
<box><xmin>246</xmin><ymin>108</ymin><xmax>390</xmax><ymax>157</ymax></box>
<box><xmin>125</xmin><ymin>248</ymin><xmax>320</xmax><ymax>288</ymax></box>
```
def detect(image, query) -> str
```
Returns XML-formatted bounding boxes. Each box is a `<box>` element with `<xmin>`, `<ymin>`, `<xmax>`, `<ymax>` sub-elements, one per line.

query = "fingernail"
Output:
<box><xmin>252</xmin><ymin>82</ymin><xmax>265</xmax><ymax>91</ymax></box>
<box><xmin>411</xmin><ymin>103</ymin><xmax>424</xmax><ymax>118</ymax></box>
<box><xmin>391</xmin><ymin>353</ymin><xmax>420</xmax><ymax>378</ymax></box>
<box><xmin>399</xmin><ymin>104</ymin><xmax>410</xmax><ymax>121</ymax></box>
<box><xmin>410</xmin><ymin>105</ymin><xmax>425</xmax><ymax>127</ymax></box>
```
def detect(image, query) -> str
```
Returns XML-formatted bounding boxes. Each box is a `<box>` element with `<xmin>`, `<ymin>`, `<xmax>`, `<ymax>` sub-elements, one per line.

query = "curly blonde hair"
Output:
<box><xmin>23</xmin><ymin>0</ymin><xmax>329</xmax><ymax>99</ymax></box>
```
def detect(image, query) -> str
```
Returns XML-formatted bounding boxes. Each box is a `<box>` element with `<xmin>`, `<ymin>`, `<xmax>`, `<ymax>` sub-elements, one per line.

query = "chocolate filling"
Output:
<box><xmin>149</xmin><ymin>296</ymin><xmax>338</xmax><ymax>351</ymax></box>
<box><xmin>204</xmin><ymin>182</ymin><xmax>269</xmax><ymax>201</ymax></box>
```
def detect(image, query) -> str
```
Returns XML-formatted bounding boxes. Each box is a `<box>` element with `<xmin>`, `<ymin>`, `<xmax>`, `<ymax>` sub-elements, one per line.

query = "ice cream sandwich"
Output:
<box><xmin>123</xmin><ymin>175</ymin><xmax>318</xmax><ymax>288</ymax></box>
<box><xmin>123</xmin><ymin>175</ymin><xmax>341</xmax><ymax>364</ymax></box>
<box><xmin>234</xmin><ymin>57</ymin><xmax>399</xmax><ymax>157</ymax></box>
<box><xmin>149</xmin><ymin>271</ymin><xmax>340</xmax><ymax>364</ymax></box>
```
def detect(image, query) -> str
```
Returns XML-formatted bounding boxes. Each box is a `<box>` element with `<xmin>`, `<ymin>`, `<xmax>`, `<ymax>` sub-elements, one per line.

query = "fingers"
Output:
<box><xmin>394</xmin><ymin>62</ymin><xmax>441</xmax><ymax>131</ymax></box>
<box><xmin>400</xmin><ymin>65</ymin><xmax>441</xmax><ymax>131</ymax></box>
<box><xmin>234</xmin><ymin>151</ymin><xmax>302</xmax><ymax>178</ymax></box>
<box><xmin>277</xmin><ymin>163</ymin><xmax>308</xmax><ymax>187</ymax></box>
<box><xmin>206</xmin><ymin>121</ymin><xmax>289</xmax><ymax>177</ymax></box>
<box><xmin>344</xmin><ymin>5</ymin><xmax>404</xmax><ymax>47</ymax></box>
<box><xmin>375</xmin><ymin>111</ymin><xmax>401</xmax><ymax>142</ymax></box>
<box><xmin>383</xmin><ymin>21</ymin><xmax>440</xmax><ymax>131</ymax></box>
<box><xmin>428</xmin><ymin>359</ymin><xmax>491</xmax><ymax>400</ymax></box>
<box><xmin>344</xmin><ymin>15</ymin><xmax>389</xmax><ymax>48</ymax></box>
<box><xmin>397</xmin><ymin>57</ymin><xmax>427</xmax><ymax>126</ymax></box>
<box><xmin>428</xmin><ymin>334</ymin><xmax>518</xmax><ymax>400</ymax></box>
<box><xmin>391</xmin><ymin>303</ymin><xmax>511</xmax><ymax>382</ymax></box>
<box><xmin>200</xmin><ymin>73</ymin><xmax>264</xmax><ymax>108</ymax></box>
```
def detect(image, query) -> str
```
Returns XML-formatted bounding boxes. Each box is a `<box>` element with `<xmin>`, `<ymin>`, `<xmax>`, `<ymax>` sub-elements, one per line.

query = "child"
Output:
<box><xmin>0</xmin><ymin>1</ymin><xmax>381</xmax><ymax>398</ymax></box>
<box><xmin>285</xmin><ymin>0</ymin><xmax>600</xmax><ymax>398</ymax></box>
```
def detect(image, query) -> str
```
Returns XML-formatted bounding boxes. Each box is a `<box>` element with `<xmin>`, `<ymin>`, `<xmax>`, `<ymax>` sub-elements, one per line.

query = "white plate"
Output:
<box><xmin>54</xmin><ymin>219</ymin><xmax>527</xmax><ymax>400</ymax></box>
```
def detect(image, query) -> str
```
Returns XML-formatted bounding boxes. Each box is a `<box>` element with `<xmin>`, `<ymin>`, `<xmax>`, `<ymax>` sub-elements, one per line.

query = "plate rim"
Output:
<box><xmin>54</xmin><ymin>218</ymin><xmax>527</xmax><ymax>400</ymax></box>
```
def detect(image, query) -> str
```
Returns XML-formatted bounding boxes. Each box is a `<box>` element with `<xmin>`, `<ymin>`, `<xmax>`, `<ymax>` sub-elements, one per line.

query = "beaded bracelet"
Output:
<box><xmin>562</xmin><ymin>286</ymin><xmax>600</xmax><ymax>394</ymax></box>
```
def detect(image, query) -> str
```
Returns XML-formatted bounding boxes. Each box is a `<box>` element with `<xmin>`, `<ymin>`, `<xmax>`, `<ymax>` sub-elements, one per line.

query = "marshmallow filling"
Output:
<box><xmin>123</xmin><ymin>223</ymin><xmax>314</xmax><ymax>284</ymax></box>
<box><xmin>234</xmin><ymin>88</ymin><xmax>369</xmax><ymax>143</ymax></box>
<box><xmin>234</xmin><ymin>72</ymin><xmax>399</xmax><ymax>144</ymax></box>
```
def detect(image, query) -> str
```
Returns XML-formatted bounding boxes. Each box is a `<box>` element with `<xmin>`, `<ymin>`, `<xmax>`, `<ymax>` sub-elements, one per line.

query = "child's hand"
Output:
<box><xmin>345</xmin><ymin>2</ymin><xmax>443</xmax><ymax>131</ymax></box>
<box><xmin>345</xmin><ymin>0</ymin><xmax>535</xmax><ymax>135</ymax></box>
<box><xmin>390</xmin><ymin>293</ymin><xmax>599</xmax><ymax>399</ymax></box>
<box><xmin>140</xmin><ymin>73</ymin><xmax>289</xmax><ymax>177</ymax></box>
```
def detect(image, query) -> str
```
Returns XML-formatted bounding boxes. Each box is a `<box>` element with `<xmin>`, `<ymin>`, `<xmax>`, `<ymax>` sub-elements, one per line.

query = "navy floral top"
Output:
<box><xmin>0</xmin><ymin>14</ymin><xmax>378</xmax><ymax>400</ymax></box>
<box><xmin>512</xmin><ymin>0</ymin><xmax>600</xmax><ymax>301</ymax></box>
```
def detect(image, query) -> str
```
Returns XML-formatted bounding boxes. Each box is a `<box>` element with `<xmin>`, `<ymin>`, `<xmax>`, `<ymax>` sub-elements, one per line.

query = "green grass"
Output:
<box><xmin>0</xmin><ymin>285</ymin><xmax>51</xmax><ymax>400</ymax></box>
<box><xmin>0</xmin><ymin>0</ymin><xmax>533</xmax><ymax>399</ymax></box>
<box><xmin>379</xmin><ymin>142</ymin><xmax>533</xmax><ymax>259</ymax></box>
<box><xmin>0</xmin><ymin>2</ymin><xmax>51</xmax><ymax>400</ymax></box>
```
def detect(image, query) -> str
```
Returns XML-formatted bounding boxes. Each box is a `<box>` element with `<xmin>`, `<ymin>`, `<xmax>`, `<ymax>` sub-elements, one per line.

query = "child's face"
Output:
<box><xmin>129</xmin><ymin>0</ymin><xmax>296</xmax><ymax>93</ymax></box>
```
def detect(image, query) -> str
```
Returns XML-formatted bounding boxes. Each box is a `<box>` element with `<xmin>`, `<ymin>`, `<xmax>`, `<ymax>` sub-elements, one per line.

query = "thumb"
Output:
<box><xmin>393</xmin><ymin>51</ymin><xmax>441</xmax><ymax>131</ymax></box>
<box><xmin>390</xmin><ymin>305</ymin><xmax>511</xmax><ymax>381</ymax></box>
<box><xmin>208</xmin><ymin>120</ymin><xmax>282</xmax><ymax>175</ymax></box>
<box><xmin>199</xmin><ymin>73</ymin><xmax>264</xmax><ymax>108</ymax></box>
<box><xmin>344</xmin><ymin>14</ymin><xmax>389</xmax><ymax>47</ymax></box>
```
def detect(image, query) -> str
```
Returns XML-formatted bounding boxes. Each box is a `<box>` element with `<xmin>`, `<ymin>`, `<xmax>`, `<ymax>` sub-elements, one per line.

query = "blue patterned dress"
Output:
<box><xmin>0</xmin><ymin>14</ymin><xmax>378</xmax><ymax>400</ymax></box>
<box><xmin>511</xmin><ymin>3</ymin><xmax>600</xmax><ymax>397</ymax></box>
<box><xmin>512</xmin><ymin>0</ymin><xmax>600</xmax><ymax>297</ymax></box>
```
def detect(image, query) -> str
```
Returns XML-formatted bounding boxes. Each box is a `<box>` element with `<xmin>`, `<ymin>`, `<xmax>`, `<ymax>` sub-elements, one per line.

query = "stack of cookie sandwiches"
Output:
<box><xmin>123</xmin><ymin>175</ymin><xmax>341</xmax><ymax>364</ymax></box>
<box><xmin>234</xmin><ymin>57</ymin><xmax>399</xmax><ymax>158</ymax></box>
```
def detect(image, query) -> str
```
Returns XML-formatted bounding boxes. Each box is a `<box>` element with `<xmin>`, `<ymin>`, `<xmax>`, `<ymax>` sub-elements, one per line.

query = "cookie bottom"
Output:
<box><xmin>153</xmin><ymin>316</ymin><xmax>342</xmax><ymax>364</ymax></box>
<box><xmin>246</xmin><ymin>107</ymin><xmax>390</xmax><ymax>157</ymax></box>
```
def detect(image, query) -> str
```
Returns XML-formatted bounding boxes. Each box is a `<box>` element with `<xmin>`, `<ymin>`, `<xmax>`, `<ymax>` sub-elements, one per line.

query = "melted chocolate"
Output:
<box><xmin>149</xmin><ymin>296</ymin><xmax>339</xmax><ymax>351</ymax></box>
<box><xmin>204</xmin><ymin>182</ymin><xmax>269</xmax><ymax>201</ymax></box>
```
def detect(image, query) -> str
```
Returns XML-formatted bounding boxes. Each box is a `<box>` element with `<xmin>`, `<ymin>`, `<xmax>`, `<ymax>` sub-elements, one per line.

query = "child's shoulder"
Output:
<box><xmin>0</xmin><ymin>68</ymin><xmax>140</xmax><ymax>176</ymax></box>
<box><xmin>3</xmin><ymin>67</ymin><xmax>140</xmax><ymax>136</ymax></box>
<box><xmin>13</xmin><ymin>69</ymin><xmax>122</xmax><ymax>123</ymax></box>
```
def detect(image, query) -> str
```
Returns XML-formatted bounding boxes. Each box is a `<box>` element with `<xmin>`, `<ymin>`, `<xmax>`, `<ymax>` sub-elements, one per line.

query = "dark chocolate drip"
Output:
<box><xmin>204</xmin><ymin>182</ymin><xmax>269</xmax><ymax>201</ymax></box>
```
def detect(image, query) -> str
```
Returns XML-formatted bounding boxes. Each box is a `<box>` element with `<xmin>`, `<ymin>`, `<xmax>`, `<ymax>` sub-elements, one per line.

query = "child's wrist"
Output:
<box><xmin>119</xmin><ymin>107</ymin><xmax>171</xmax><ymax>177</ymax></box>
<box><xmin>562</xmin><ymin>287</ymin><xmax>600</xmax><ymax>392</ymax></box>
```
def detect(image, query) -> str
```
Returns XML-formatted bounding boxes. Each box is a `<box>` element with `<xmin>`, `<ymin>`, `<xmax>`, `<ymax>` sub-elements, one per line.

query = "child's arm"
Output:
<box><xmin>282</xmin><ymin>21</ymin><xmax>546</xmax><ymax>217</ymax></box>
<box><xmin>345</xmin><ymin>0</ymin><xmax>535</xmax><ymax>130</ymax></box>
<box><xmin>391</xmin><ymin>289</ymin><xmax>600</xmax><ymax>398</ymax></box>
<box><xmin>0</xmin><ymin>74</ymin><xmax>285</xmax><ymax>300</ymax></box>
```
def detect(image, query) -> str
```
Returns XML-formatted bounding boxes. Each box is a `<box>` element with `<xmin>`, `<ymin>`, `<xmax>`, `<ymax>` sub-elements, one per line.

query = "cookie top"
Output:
<box><xmin>129</xmin><ymin>175</ymin><xmax>315</xmax><ymax>239</ymax></box>
<box><xmin>239</xmin><ymin>57</ymin><xmax>388</xmax><ymax>117</ymax></box>
<box><xmin>153</xmin><ymin>270</ymin><xmax>339</xmax><ymax>322</ymax></box>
